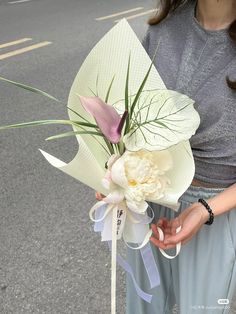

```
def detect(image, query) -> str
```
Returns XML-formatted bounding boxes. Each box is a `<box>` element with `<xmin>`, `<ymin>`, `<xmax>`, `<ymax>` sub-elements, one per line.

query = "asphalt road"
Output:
<box><xmin>0</xmin><ymin>0</ymin><xmax>153</xmax><ymax>313</ymax></box>
<box><xmin>0</xmin><ymin>0</ymin><xmax>236</xmax><ymax>314</ymax></box>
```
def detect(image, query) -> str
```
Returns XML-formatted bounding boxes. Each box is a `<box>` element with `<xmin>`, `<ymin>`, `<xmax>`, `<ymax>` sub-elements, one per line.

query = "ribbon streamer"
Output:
<box><xmin>107</xmin><ymin>241</ymin><xmax>155</xmax><ymax>303</ymax></box>
<box><xmin>140</xmin><ymin>243</ymin><xmax>161</xmax><ymax>289</ymax></box>
<box><xmin>92</xmin><ymin>201</ymin><xmax>182</xmax><ymax>314</ymax></box>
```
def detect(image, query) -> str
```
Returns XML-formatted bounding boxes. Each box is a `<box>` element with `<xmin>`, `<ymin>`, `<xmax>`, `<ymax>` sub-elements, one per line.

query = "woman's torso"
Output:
<box><xmin>142</xmin><ymin>0</ymin><xmax>236</xmax><ymax>188</ymax></box>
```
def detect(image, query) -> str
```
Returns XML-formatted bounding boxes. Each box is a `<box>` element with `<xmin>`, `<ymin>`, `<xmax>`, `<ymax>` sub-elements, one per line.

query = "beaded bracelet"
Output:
<box><xmin>198</xmin><ymin>198</ymin><xmax>214</xmax><ymax>225</ymax></box>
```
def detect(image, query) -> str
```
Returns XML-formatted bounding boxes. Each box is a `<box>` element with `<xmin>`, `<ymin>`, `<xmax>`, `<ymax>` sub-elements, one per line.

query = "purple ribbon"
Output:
<box><xmin>93</xmin><ymin>204</ymin><xmax>161</xmax><ymax>303</ymax></box>
<box><xmin>140</xmin><ymin>243</ymin><xmax>160</xmax><ymax>289</ymax></box>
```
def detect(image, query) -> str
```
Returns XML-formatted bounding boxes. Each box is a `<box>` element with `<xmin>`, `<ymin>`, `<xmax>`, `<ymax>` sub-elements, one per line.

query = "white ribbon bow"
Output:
<box><xmin>90</xmin><ymin>195</ymin><xmax>182</xmax><ymax>314</ymax></box>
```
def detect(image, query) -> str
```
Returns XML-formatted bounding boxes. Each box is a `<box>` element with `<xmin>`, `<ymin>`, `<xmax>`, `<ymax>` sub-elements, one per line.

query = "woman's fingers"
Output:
<box><xmin>163</xmin><ymin>226</ymin><xmax>189</xmax><ymax>245</ymax></box>
<box><xmin>151</xmin><ymin>217</ymin><xmax>173</xmax><ymax>240</ymax></box>
<box><xmin>151</xmin><ymin>223</ymin><xmax>160</xmax><ymax>239</ymax></box>
<box><xmin>95</xmin><ymin>191</ymin><xmax>105</xmax><ymax>201</ymax></box>
<box><xmin>155</xmin><ymin>217</ymin><xmax>181</xmax><ymax>235</ymax></box>
<box><xmin>150</xmin><ymin>236</ymin><xmax>179</xmax><ymax>250</ymax></box>
<box><xmin>151</xmin><ymin>216</ymin><xmax>184</xmax><ymax>249</ymax></box>
<box><xmin>170</xmin><ymin>217</ymin><xmax>182</xmax><ymax>234</ymax></box>
<box><xmin>157</xmin><ymin>217</ymin><xmax>169</xmax><ymax>228</ymax></box>
<box><xmin>151</xmin><ymin>204</ymin><xmax>204</xmax><ymax>249</ymax></box>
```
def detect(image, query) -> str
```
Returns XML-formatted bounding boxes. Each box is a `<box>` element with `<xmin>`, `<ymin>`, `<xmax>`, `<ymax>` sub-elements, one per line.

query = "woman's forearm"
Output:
<box><xmin>207</xmin><ymin>183</ymin><xmax>236</xmax><ymax>216</ymax></box>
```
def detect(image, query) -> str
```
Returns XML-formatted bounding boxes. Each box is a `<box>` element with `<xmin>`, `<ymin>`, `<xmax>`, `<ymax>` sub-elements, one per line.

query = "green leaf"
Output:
<box><xmin>95</xmin><ymin>71</ymin><xmax>99</xmax><ymax>96</ymax></box>
<box><xmin>88</xmin><ymin>87</ymin><xmax>97</xmax><ymax>97</ymax></box>
<box><xmin>46</xmin><ymin>130</ymin><xmax>104</xmax><ymax>141</ymax></box>
<box><xmin>125</xmin><ymin>53</ymin><xmax>131</xmax><ymax>113</ymax></box>
<box><xmin>124</xmin><ymin>53</ymin><xmax>131</xmax><ymax>134</ymax></box>
<box><xmin>67</xmin><ymin>106</ymin><xmax>93</xmax><ymax>124</ymax></box>
<box><xmin>105</xmin><ymin>75</ymin><xmax>115</xmax><ymax>103</ymax></box>
<box><xmin>129</xmin><ymin>61</ymin><xmax>153</xmax><ymax>121</ymax></box>
<box><xmin>0</xmin><ymin>119</ymin><xmax>97</xmax><ymax>130</ymax></box>
<box><xmin>123</xmin><ymin>89</ymin><xmax>200</xmax><ymax>151</ymax></box>
<box><xmin>129</xmin><ymin>40</ymin><xmax>162</xmax><ymax>121</ymax></box>
<box><xmin>0</xmin><ymin>76</ymin><xmax>60</xmax><ymax>103</ymax></box>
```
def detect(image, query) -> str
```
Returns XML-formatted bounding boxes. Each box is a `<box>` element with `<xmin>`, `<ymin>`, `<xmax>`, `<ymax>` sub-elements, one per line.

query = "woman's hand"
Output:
<box><xmin>150</xmin><ymin>202</ymin><xmax>209</xmax><ymax>250</ymax></box>
<box><xmin>95</xmin><ymin>191</ymin><xmax>105</xmax><ymax>201</ymax></box>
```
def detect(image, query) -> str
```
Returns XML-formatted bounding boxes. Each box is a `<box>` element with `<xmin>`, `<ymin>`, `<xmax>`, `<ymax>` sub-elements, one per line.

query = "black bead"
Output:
<box><xmin>198</xmin><ymin>198</ymin><xmax>214</xmax><ymax>225</ymax></box>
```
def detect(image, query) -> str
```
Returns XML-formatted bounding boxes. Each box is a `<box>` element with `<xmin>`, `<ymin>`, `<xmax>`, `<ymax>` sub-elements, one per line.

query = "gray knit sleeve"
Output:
<box><xmin>141</xmin><ymin>27</ymin><xmax>150</xmax><ymax>54</ymax></box>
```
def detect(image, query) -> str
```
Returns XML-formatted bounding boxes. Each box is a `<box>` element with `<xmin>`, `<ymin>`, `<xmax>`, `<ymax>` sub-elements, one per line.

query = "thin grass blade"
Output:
<box><xmin>0</xmin><ymin>119</ymin><xmax>97</xmax><ymax>130</ymax></box>
<box><xmin>124</xmin><ymin>53</ymin><xmax>131</xmax><ymax>134</ymax></box>
<box><xmin>0</xmin><ymin>76</ymin><xmax>60</xmax><ymax>103</ymax></box>
<box><xmin>46</xmin><ymin>130</ymin><xmax>104</xmax><ymax>141</ymax></box>
<box><xmin>129</xmin><ymin>40</ymin><xmax>161</xmax><ymax>119</ymax></box>
<box><xmin>105</xmin><ymin>75</ymin><xmax>115</xmax><ymax>103</ymax></box>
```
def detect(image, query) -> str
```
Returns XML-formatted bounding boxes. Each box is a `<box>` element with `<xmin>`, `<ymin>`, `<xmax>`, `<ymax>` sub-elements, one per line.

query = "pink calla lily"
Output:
<box><xmin>79</xmin><ymin>95</ymin><xmax>128</xmax><ymax>143</ymax></box>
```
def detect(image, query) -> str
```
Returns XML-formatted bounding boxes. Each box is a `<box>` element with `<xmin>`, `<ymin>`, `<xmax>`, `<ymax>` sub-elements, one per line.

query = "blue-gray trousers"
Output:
<box><xmin>126</xmin><ymin>185</ymin><xmax>236</xmax><ymax>314</ymax></box>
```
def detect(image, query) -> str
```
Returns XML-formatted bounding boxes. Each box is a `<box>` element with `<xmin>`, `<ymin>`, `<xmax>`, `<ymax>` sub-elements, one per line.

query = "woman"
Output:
<box><xmin>125</xmin><ymin>0</ymin><xmax>236</xmax><ymax>313</ymax></box>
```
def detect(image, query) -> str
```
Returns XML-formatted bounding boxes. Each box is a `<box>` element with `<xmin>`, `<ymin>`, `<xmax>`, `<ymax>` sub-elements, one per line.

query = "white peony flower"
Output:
<box><xmin>104</xmin><ymin>150</ymin><xmax>173</xmax><ymax>214</ymax></box>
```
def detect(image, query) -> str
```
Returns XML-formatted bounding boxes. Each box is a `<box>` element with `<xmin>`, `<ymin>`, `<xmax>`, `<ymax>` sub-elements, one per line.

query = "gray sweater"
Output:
<box><xmin>142</xmin><ymin>0</ymin><xmax>236</xmax><ymax>187</ymax></box>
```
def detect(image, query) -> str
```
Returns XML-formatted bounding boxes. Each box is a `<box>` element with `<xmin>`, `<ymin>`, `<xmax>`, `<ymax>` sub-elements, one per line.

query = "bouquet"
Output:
<box><xmin>0</xmin><ymin>19</ymin><xmax>200</xmax><ymax>313</ymax></box>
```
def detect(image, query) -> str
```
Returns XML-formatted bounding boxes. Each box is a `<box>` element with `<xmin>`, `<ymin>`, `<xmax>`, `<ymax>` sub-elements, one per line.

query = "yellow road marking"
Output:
<box><xmin>0</xmin><ymin>41</ymin><xmax>52</xmax><ymax>60</ymax></box>
<box><xmin>0</xmin><ymin>38</ymin><xmax>32</xmax><ymax>49</ymax></box>
<box><xmin>114</xmin><ymin>9</ymin><xmax>156</xmax><ymax>22</ymax></box>
<box><xmin>96</xmin><ymin>7</ymin><xmax>144</xmax><ymax>21</ymax></box>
